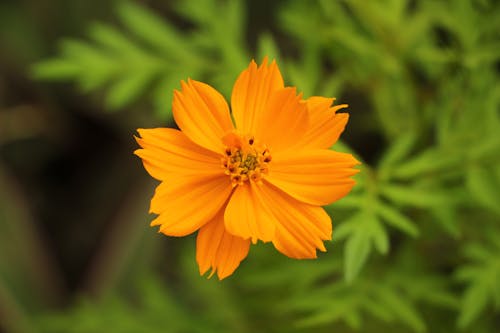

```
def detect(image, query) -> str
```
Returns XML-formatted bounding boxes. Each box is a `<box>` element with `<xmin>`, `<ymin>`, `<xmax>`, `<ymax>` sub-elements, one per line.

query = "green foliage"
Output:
<box><xmin>32</xmin><ymin>0</ymin><xmax>249</xmax><ymax>118</ymax></box>
<box><xmin>4</xmin><ymin>0</ymin><xmax>499</xmax><ymax>332</ymax></box>
<box><xmin>36</xmin><ymin>274</ymin><xmax>249</xmax><ymax>333</ymax></box>
<box><xmin>455</xmin><ymin>231</ymin><xmax>500</xmax><ymax>328</ymax></box>
<box><xmin>238</xmin><ymin>243</ymin><xmax>457</xmax><ymax>333</ymax></box>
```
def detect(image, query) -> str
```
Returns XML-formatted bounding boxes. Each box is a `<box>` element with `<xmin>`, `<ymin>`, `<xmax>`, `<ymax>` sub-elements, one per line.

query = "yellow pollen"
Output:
<box><xmin>221</xmin><ymin>132</ymin><xmax>271</xmax><ymax>187</ymax></box>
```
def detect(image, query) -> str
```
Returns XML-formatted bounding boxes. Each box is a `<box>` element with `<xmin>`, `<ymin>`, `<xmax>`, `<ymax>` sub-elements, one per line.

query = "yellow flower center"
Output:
<box><xmin>221</xmin><ymin>132</ymin><xmax>272</xmax><ymax>187</ymax></box>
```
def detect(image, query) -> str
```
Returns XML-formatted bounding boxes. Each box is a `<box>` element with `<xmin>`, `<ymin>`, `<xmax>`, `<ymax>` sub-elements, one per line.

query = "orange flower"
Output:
<box><xmin>135</xmin><ymin>58</ymin><xmax>360</xmax><ymax>280</ymax></box>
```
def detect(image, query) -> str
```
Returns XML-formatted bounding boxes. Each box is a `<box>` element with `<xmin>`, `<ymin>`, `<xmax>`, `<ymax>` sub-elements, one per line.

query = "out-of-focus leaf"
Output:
<box><xmin>89</xmin><ymin>23</ymin><xmax>141</xmax><ymax>54</ymax></box>
<box><xmin>429</xmin><ymin>206</ymin><xmax>460</xmax><ymax>238</ymax></box>
<box><xmin>32</xmin><ymin>0</ymin><xmax>247</xmax><ymax>117</ymax></box>
<box><xmin>378</xmin><ymin>131</ymin><xmax>418</xmax><ymax>179</ymax></box>
<box><xmin>257</xmin><ymin>33</ymin><xmax>281</xmax><ymax>63</ymax></box>
<box><xmin>31</xmin><ymin>59</ymin><xmax>80</xmax><ymax>79</ymax></box>
<box><xmin>455</xmin><ymin>235</ymin><xmax>500</xmax><ymax>329</ymax></box>
<box><xmin>360</xmin><ymin>297</ymin><xmax>394</xmax><ymax>322</ymax></box>
<box><xmin>458</xmin><ymin>282</ymin><xmax>490</xmax><ymax>329</ymax></box>
<box><xmin>370</xmin><ymin>216</ymin><xmax>389</xmax><ymax>255</ymax></box>
<box><xmin>36</xmin><ymin>275</ymin><xmax>226</xmax><ymax>333</ymax></box>
<box><xmin>331</xmin><ymin>213</ymin><xmax>362</xmax><ymax>242</ymax></box>
<box><xmin>393</xmin><ymin>148</ymin><xmax>462</xmax><ymax>179</ymax></box>
<box><xmin>374</xmin><ymin>286</ymin><xmax>426</xmax><ymax>333</ymax></box>
<box><xmin>375</xmin><ymin>202</ymin><xmax>419</xmax><ymax>237</ymax></box>
<box><xmin>466</xmin><ymin>165</ymin><xmax>500</xmax><ymax>215</ymax></box>
<box><xmin>345</xmin><ymin>224</ymin><xmax>371</xmax><ymax>282</ymax></box>
<box><xmin>106</xmin><ymin>71</ymin><xmax>154</xmax><ymax>110</ymax></box>
<box><xmin>380</xmin><ymin>184</ymin><xmax>452</xmax><ymax>208</ymax></box>
<box><xmin>117</xmin><ymin>1</ymin><xmax>197</xmax><ymax>60</ymax></box>
<box><xmin>468</xmin><ymin>136</ymin><xmax>500</xmax><ymax>161</ymax></box>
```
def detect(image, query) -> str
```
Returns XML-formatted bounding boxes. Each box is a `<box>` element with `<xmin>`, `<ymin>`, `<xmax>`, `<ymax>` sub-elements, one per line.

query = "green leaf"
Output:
<box><xmin>429</xmin><ymin>207</ymin><xmax>460</xmax><ymax>238</ymax></box>
<box><xmin>345</xmin><ymin>226</ymin><xmax>371</xmax><ymax>282</ymax></box>
<box><xmin>32</xmin><ymin>0</ymin><xmax>251</xmax><ymax>117</ymax></box>
<box><xmin>318</xmin><ymin>71</ymin><xmax>344</xmax><ymax>97</ymax></box>
<box><xmin>294</xmin><ymin>302</ymin><xmax>358</xmax><ymax>328</ymax></box>
<box><xmin>375</xmin><ymin>202</ymin><xmax>419</xmax><ymax>237</ymax></box>
<box><xmin>31</xmin><ymin>59</ymin><xmax>80</xmax><ymax>79</ymax></box>
<box><xmin>393</xmin><ymin>148</ymin><xmax>462</xmax><ymax>179</ymax></box>
<box><xmin>455</xmin><ymin>266</ymin><xmax>483</xmax><ymax>283</ymax></box>
<box><xmin>332</xmin><ymin>213</ymin><xmax>363</xmax><ymax>241</ymax></box>
<box><xmin>455</xmin><ymin>237</ymin><xmax>500</xmax><ymax>329</ymax></box>
<box><xmin>458</xmin><ymin>283</ymin><xmax>490</xmax><ymax>329</ymax></box>
<box><xmin>375</xmin><ymin>287</ymin><xmax>426</xmax><ymax>333</ymax></box>
<box><xmin>463</xmin><ymin>243</ymin><xmax>495</xmax><ymax>262</ymax></box>
<box><xmin>106</xmin><ymin>71</ymin><xmax>153</xmax><ymax>110</ymax></box>
<box><xmin>378</xmin><ymin>131</ymin><xmax>417</xmax><ymax>178</ymax></box>
<box><xmin>367</xmin><ymin>214</ymin><xmax>389</xmax><ymax>255</ymax></box>
<box><xmin>360</xmin><ymin>297</ymin><xmax>395</xmax><ymax>322</ymax></box>
<box><xmin>344</xmin><ymin>310</ymin><xmax>362</xmax><ymax>330</ymax></box>
<box><xmin>466</xmin><ymin>165</ymin><xmax>500</xmax><ymax>215</ymax></box>
<box><xmin>89</xmin><ymin>23</ymin><xmax>140</xmax><ymax>55</ymax></box>
<box><xmin>117</xmin><ymin>1</ymin><xmax>196</xmax><ymax>61</ymax></box>
<box><xmin>59</xmin><ymin>39</ymin><xmax>118</xmax><ymax>91</ymax></box>
<box><xmin>380</xmin><ymin>184</ymin><xmax>452</xmax><ymax>209</ymax></box>
<box><xmin>257</xmin><ymin>33</ymin><xmax>281</xmax><ymax>62</ymax></box>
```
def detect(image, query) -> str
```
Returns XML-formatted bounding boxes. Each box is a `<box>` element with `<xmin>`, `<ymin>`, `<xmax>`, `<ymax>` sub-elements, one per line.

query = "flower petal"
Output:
<box><xmin>267</xmin><ymin>149</ymin><xmax>360</xmax><ymax>206</ymax></box>
<box><xmin>173</xmin><ymin>79</ymin><xmax>234</xmax><ymax>153</ymax></box>
<box><xmin>224</xmin><ymin>183</ymin><xmax>276</xmax><ymax>243</ymax></box>
<box><xmin>231</xmin><ymin>58</ymin><xmax>284</xmax><ymax>135</ymax></box>
<box><xmin>255</xmin><ymin>87</ymin><xmax>309</xmax><ymax>152</ymax></box>
<box><xmin>258</xmin><ymin>183</ymin><xmax>332</xmax><ymax>259</ymax></box>
<box><xmin>196</xmin><ymin>208</ymin><xmax>250</xmax><ymax>280</ymax></box>
<box><xmin>134</xmin><ymin>128</ymin><xmax>222</xmax><ymax>180</ymax></box>
<box><xmin>298</xmin><ymin>96</ymin><xmax>349</xmax><ymax>149</ymax></box>
<box><xmin>150</xmin><ymin>175</ymin><xmax>232</xmax><ymax>236</ymax></box>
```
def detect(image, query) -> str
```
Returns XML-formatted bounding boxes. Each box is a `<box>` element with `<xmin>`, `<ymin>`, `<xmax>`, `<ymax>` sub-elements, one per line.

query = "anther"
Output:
<box><xmin>221</xmin><ymin>134</ymin><xmax>272</xmax><ymax>186</ymax></box>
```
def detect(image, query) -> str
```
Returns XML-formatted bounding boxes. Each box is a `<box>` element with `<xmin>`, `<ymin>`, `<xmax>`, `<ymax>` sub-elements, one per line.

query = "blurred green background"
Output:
<box><xmin>1</xmin><ymin>0</ymin><xmax>500</xmax><ymax>332</ymax></box>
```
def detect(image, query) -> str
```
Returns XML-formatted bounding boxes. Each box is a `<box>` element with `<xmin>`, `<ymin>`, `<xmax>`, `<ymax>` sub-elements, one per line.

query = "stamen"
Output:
<box><xmin>221</xmin><ymin>134</ymin><xmax>272</xmax><ymax>187</ymax></box>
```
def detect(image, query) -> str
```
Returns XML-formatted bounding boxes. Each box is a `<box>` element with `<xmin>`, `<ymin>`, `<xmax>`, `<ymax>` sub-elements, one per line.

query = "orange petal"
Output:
<box><xmin>196</xmin><ymin>208</ymin><xmax>250</xmax><ymax>280</ymax></box>
<box><xmin>224</xmin><ymin>183</ymin><xmax>276</xmax><ymax>243</ymax></box>
<box><xmin>298</xmin><ymin>96</ymin><xmax>349</xmax><ymax>149</ymax></box>
<box><xmin>173</xmin><ymin>79</ymin><xmax>234</xmax><ymax>153</ymax></box>
<box><xmin>258</xmin><ymin>183</ymin><xmax>332</xmax><ymax>259</ymax></box>
<box><xmin>134</xmin><ymin>128</ymin><xmax>222</xmax><ymax>180</ymax></box>
<box><xmin>150</xmin><ymin>175</ymin><xmax>232</xmax><ymax>236</ymax></box>
<box><xmin>255</xmin><ymin>87</ymin><xmax>309</xmax><ymax>152</ymax></box>
<box><xmin>230</xmin><ymin>58</ymin><xmax>284</xmax><ymax>135</ymax></box>
<box><xmin>266</xmin><ymin>149</ymin><xmax>360</xmax><ymax>206</ymax></box>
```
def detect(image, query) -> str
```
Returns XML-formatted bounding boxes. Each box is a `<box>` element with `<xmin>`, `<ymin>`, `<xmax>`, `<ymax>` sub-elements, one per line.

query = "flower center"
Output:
<box><xmin>221</xmin><ymin>132</ymin><xmax>272</xmax><ymax>187</ymax></box>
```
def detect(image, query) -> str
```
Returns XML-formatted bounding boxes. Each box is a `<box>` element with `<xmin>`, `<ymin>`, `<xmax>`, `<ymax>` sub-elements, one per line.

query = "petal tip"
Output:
<box><xmin>135</xmin><ymin>128</ymin><xmax>147</xmax><ymax>138</ymax></box>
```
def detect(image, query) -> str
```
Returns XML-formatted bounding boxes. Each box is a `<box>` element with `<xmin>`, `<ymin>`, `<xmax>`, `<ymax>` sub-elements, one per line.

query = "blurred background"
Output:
<box><xmin>1</xmin><ymin>0</ymin><xmax>500</xmax><ymax>332</ymax></box>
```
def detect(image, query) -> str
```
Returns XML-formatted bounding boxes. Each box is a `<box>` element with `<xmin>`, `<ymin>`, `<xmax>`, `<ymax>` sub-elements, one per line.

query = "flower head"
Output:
<box><xmin>135</xmin><ymin>58</ymin><xmax>360</xmax><ymax>280</ymax></box>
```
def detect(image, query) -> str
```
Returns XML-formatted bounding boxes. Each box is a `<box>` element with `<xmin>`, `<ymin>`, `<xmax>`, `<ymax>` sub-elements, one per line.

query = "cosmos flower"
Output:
<box><xmin>135</xmin><ymin>58</ymin><xmax>359</xmax><ymax>279</ymax></box>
